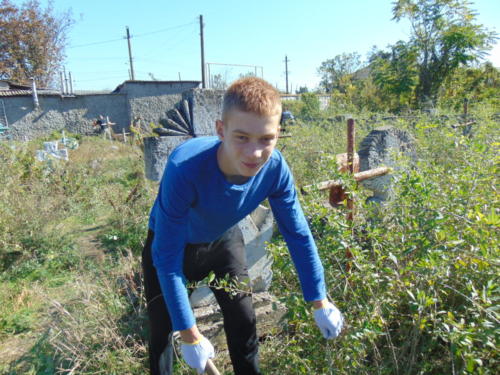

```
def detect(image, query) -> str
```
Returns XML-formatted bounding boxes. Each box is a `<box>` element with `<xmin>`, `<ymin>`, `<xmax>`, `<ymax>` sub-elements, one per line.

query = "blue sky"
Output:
<box><xmin>30</xmin><ymin>0</ymin><xmax>500</xmax><ymax>91</ymax></box>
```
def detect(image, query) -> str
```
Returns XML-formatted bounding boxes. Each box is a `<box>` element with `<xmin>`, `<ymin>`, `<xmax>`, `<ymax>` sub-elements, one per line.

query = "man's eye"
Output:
<box><xmin>236</xmin><ymin>135</ymin><xmax>248</xmax><ymax>141</ymax></box>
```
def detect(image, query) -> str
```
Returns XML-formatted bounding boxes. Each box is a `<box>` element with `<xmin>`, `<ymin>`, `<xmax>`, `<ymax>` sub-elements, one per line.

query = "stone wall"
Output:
<box><xmin>183</xmin><ymin>89</ymin><xmax>224</xmax><ymax>136</ymax></box>
<box><xmin>2</xmin><ymin>81</ymin><xmax>200</xmax><ymax>141</ymax></box>
<box><xmin>4</xmin><ymin>94</ymin><xmax>127</xmax><ymax>141</ymax></box>
<box><xmin>123</xmin><ymin>81</ymin><xmax>200</xmax><ymax>127</ymax></box>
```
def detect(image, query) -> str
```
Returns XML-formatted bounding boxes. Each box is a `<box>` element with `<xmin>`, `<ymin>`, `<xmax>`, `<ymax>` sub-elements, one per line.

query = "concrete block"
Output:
<box><xmin>184</xmin><ymin>89</ymin><xmax>224</xmax><ymax>136</ymax></box>
<box><xmin>190</xmin><ymin>205</ymin><xmax>274</xmax><ymax>308</ymax></box>
<box><xmin>193</xmin><ymin>292</ymin><xmax>286</xmax><ymax>350</ymax></box>
<box><xmin>358</xmin><ymin>126</ymin><xmax>416</xmax><ymax>200</ymax></box>
<box><xmin>43</xmin><ymin>141</ymin><xmax>59</xmax><ymax>153</ymax></box>
<box><xmin>143</xmin><ymin>136</ymin><xmax>192</xmax><ymax>181</ymax></box>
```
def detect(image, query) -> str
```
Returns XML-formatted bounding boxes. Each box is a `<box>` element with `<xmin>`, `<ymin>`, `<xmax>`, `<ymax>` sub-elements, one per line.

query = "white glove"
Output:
<box><xmin>180</xmin><ymin>336</ymin><xmax>215</xmax><ymax>374</ymax></box>
<box><xmin>313</xmin><ymin>301</ymin><xmax>344</xmax><ymax>339</ymax></box>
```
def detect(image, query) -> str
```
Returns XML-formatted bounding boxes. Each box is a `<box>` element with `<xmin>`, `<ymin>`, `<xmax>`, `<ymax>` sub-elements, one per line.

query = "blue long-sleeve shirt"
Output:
<box><xmin>149</xmin><ymin>136</ymin><xmax>326</xmax><ymax>330</ymax></box>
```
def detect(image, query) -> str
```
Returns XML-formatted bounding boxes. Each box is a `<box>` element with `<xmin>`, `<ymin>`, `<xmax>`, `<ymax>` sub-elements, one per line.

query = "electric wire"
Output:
<box><xmin>68</xmin><ymin>20</ymin><xmax>196</xmax><ymax>49</ymax></box>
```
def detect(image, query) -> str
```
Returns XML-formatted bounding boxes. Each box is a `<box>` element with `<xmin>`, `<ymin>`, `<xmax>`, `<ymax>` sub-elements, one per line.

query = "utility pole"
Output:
<box><xmin>284</xmin><ymin>55</ymin><xmax>290</xmax><ymax>94</ymax></box>
<box><xmin>126</xmin><ymin>26</ymin><xmax>135</xmax><ymax>81</ymax></box>
<box><xmin>199</xmin><ymin>15</ymin><xmax>206</xmax><ymax>88</ymax></box>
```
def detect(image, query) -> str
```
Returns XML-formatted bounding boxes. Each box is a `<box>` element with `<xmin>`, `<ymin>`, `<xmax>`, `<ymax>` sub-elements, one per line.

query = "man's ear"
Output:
<box><xmin>216</xmin><ymin>120</ymin><xmax>224</xmax><ymax>140</ymax></box>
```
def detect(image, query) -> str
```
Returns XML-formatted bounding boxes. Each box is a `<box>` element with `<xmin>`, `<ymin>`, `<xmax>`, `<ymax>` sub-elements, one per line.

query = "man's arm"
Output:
<box><xmin>268</xmin><ymin>157</ymin><xmax>343</xmax><ymax>339</ymax></box>
<box><xmin>268</xmin><ymin>161</ymin><xmax>327</xmax><ymax>303</ymax></box>
<box><xmin>152</xmin><ymin>157</ymin><xmax>216</xmax><ymax>371</ymax></box>
<box><xmin>151</xmin><ymin>159</ymin><xmax>197</xmax><ymax>331</ymax></box>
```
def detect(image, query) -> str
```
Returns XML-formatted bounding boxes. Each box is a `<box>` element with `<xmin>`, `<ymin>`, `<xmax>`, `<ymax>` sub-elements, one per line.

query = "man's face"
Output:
<box><xmin>216</xmin><ymin>109</ymin><xmax>281</xmax><ymax>179</ymax></box>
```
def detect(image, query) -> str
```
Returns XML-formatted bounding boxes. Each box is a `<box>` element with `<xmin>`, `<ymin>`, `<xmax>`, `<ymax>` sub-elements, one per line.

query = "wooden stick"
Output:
<box><xmin>205</xmin><ymin>359</ymin><xmax>221</xmax><ymax>375</ymax></box>
<box><xmin>451</xmin><ymin>120</ymin><xmax>476</xmax><ymax>128</ymax></box>
<box><xmin>301</xmin><ymin>166</ymin><xmax>391</xmax><ymax>193</ymax></box>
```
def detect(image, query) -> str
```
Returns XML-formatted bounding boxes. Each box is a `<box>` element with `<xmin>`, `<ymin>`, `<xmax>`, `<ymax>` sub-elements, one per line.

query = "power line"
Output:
<box><xmin>69</xmin><ymin>37</ymin><xmax>124</xmax><ymax>49</ymax></box>
<box><xmin>71</xmin><ymin>70</ymin><xmax>128</xmax><ymax>75</ymax></box>
<box><xmin>67</xmin><ymin>56</ymin><xmax>126</xmax><ymax>61</ymax></box>
<box><xmin>73</xmin><ymin>75</ymin><xmax>128</xmax><ymax>82</ymax></box>
<box><xmin>133</xmin><ymin>21</ymin><xmax>196</xmax><ymax>38</ymax></box>
<box><xmin>68</xmin><ymin>20</ymin><xmax>196</xmax><ymax>49</ymax></box>
<box><xmin>140</xmin><ymin>28</ymin><xmax>198</xmax><ymax>59</ymax></box>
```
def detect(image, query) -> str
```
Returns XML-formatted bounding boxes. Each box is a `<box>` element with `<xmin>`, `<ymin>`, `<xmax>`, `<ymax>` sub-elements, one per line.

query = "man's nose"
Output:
<box><xmin>244</xmin><ymin>142</ymin><xmax>263</xmax><ymax>159</ymax></box>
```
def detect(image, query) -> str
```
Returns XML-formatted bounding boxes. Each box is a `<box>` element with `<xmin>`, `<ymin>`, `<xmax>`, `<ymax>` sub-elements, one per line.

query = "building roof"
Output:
<box><xmin>0</xmin><ymin>79</ymin><xmax>60</xmax><ymax>97</ymax></box>
<box><xmin>0</xmin><ymin>89</ymin><xmax>32</xmax><ymax>97</ymax></box>
<box><xmin>0</xmin><ymin>79</ymin><xmax>203</xmax><ymax>97</ymax></box>
<box><xmin>112</xmin><ymin>80</ymin><xmax>201</xmax><ymax>93</ymax></box>
<box><xmin>0</xmin><ymin>88</ymin><xmax>62</xmax><ymax>97</ymax></box>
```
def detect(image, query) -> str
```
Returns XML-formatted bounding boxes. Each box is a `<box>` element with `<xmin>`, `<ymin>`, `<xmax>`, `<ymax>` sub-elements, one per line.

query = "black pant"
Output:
<box><xmin>142</xmin><ymin>227</ymin><xmax>262</xmax><ymax>375</ymax></box>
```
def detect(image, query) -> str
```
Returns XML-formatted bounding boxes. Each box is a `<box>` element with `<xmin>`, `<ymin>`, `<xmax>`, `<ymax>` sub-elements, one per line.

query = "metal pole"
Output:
<box><xmin>347</xmin><ymin>118</ymin><xmax>355</xmax><ymax>174</ymax></box>
<box><xmin>346</xmin><ymin>118</ymin><xmax>355</xmax><ymax>271</ymax></box>
<box><xmin>284</xmin><ymin>55</ymin><xmax>289</xmax><ymax>94</ymax></box>
<box><xmin>207</xmin><ymin>63</ymin><xmax>211</xmax><ymax>88</ymax></box>
<box><xmin>126</xmin><ymin>26</ymin><xmax>135</xmax><ymax>80</ymax></box>
<box><xmin>63</xmin><ymin>67</ymin><xmax>69</xmax><ymax>94</ymax></box>
<box><xmin>199</xmin><ymin>15</ymin><xmax>206</xmax><ymax>88</ymax></box>
<box><xmin>60</xmin><ymin>72</ymin><xmax>65</xmax><ymax>95</ymax></box>
<box><xmin>31</xmin><ymin>78</ymin><xmax>39</xmax><ymax>108</ymax></box>
<box><xmin>68</xmin><ymin>72</ymin><xmax>73</xmax><ymax>94</ymax></box>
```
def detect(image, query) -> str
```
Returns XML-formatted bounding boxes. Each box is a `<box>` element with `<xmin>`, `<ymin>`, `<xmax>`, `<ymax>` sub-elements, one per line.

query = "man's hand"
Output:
<box><xmin>180</xmin><ymin>336</ymin><xmax>215</xmax><ymax>374</ymax></box>
<box><xmin>313</xmin><ymin>300</ymin><xmax>343</xmax><ymax>339</ymax></box>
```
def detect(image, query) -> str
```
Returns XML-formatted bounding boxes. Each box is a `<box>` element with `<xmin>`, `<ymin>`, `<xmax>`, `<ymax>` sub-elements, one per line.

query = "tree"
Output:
<box><xmin>317</xmin><ymin>52</ymin><xmax>362</xmax><ymax>93</ymax></box>
<box><xmin>392</xmin><ymin>0</ymin><xmax>497</xmax><ymax>104</ymax></box>
<box><xmin>0</xmin><ymin>0</ymin><xmax>72</xmax><ymax>87</ymax></box>
<box><xmin>369</xmin><ymin>41</ymin><xmax>419</xmax><ymax>109</ymax></box>
<box><xmin>440</xmin><ymin>62</ymin><xmax>500</xmax><ymax>108</ymax></box>
<box><xmin>299</xmin><ymin>92</ymin><xmax>321</xmax><ymax>119</ymax></box>
<box><xmin>210</xmin><ymin>74</ymin><xmax>228</xmax><ymax>90</ymax></box>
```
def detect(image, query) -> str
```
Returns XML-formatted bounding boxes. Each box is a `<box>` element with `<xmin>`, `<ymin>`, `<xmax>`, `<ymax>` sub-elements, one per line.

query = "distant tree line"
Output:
<box><xmin>317</xmin><ymin>0</ymin><xmax>498</xmax><ymax>112</ymax></box>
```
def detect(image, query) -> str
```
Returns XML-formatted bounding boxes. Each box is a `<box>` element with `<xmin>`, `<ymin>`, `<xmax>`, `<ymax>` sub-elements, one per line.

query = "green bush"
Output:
<box><xmin>299</xmin><ymin>92</ymin><xmax>322</xmax><ymax>119</ymax></box>
<box><xmin>267</xmin><ymin>106</ymin><xmax>499</xmax><ymax>374</ymax></box>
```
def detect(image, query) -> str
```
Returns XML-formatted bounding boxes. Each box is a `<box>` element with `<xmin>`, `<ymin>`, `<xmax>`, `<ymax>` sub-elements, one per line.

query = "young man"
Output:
<box><xmin>142</xmin><ymin>77</ymin><xmax>343</xmax><ymax>375</ymax></box>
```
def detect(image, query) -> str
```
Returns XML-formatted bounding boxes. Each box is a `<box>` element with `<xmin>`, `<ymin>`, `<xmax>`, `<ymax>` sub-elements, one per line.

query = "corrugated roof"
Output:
<box><xmin>0</xmin><ymin>89</ymin><xmax>32</xmax><ymax>96</ymax></box>
<box><xmin>0</xmin><ymin>89</ymin><xmax>62</xmax><ymax>97</ymax></box>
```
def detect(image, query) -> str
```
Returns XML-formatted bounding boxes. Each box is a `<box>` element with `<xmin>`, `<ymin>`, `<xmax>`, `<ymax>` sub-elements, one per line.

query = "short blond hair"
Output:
<box><xmin>222</xmin><ymin>77</ymin><xmax>282</xmax><ymax>121</ymax></box>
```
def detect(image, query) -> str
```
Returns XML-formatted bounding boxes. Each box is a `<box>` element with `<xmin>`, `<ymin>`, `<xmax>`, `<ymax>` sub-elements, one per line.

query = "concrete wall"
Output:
<box><xmin>5</xmin><ymin>94</ymin><xmax>127</xmax><ymax>140</ymax></box>
<box><xmin>124</xmin><ymin>81</ymin><xmax>200</xmax><ymax>127</ymax></box>
<box><xmin>184</xmin><ymin>88</ymin><xmax>224</xmax><ymax>136</ymax></box>
<box><xmin>281</xmin><ymin>94</ymin><xmax>331</xmax><ymax>110</ymax></box>
<box><xmin>2</xmin><ymin>80</ymin><xmax>200</xmax><ymax>140</ymax></box>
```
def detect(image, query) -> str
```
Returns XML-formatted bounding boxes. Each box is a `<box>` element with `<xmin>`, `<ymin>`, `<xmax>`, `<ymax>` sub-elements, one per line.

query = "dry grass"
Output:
<box><xmin>47</xmin><ymin>249</ymin><xmax>147</xmax><ymax>374</ymax></box>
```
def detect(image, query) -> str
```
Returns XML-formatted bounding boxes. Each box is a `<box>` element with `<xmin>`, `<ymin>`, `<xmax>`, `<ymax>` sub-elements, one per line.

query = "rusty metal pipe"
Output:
<box><xmin>301</xmin><ymin>167</ymin><xmax>391</xmax><ymax>193</ymax></box>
